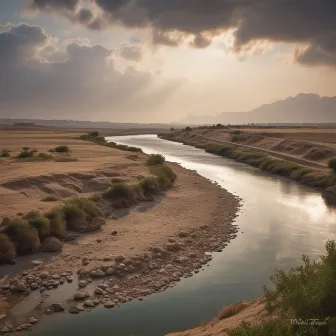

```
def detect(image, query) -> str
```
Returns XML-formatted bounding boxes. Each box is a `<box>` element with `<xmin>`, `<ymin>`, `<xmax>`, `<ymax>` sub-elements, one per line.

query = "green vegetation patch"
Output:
<box><xmin>146</xmin><ymin>154</ymin><xmax>165</xmax><ymax>166</ymax></box>
<box><xmin>24</xmin><ymin>211</ymin><xmax>51</xmax><ymax>240</ymax></box>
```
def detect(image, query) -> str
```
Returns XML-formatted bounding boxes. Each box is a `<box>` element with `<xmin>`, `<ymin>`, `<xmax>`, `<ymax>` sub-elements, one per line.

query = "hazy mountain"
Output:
<box><xmin>180</xmin><ymin>94</ymin><xmax>336</xmax><ymax>125</ymax></box>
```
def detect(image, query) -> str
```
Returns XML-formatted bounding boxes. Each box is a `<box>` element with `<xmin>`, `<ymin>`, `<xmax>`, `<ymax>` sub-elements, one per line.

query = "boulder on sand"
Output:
<box><xmin>41</xmin><ymin>237</ymin><xmax>63</xmax><ymax>252</ymax></box>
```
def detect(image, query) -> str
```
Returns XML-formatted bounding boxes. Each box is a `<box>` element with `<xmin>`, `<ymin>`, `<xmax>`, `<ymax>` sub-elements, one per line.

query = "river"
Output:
<box><xmin>30</xmin><ymin>134</ymin><xmax>336</xmax><ymax>336</ymax></box>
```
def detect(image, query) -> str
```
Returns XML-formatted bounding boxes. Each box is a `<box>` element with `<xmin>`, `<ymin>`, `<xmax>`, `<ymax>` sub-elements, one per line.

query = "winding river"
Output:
<box><xmin>30</xmin><ymin>134</ymin><xmax>336</xmax><ymax>336</ymax></box>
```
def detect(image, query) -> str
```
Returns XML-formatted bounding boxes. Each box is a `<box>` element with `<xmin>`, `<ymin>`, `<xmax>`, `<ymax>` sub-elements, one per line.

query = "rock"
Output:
<box><xmin>87</xmin><ymin>217</ymin><xmax>105</xmax><ymax>232</ymax></box>
<box><xmin>104</xmin><ymin>301</ymin><xmax>115</xmax><ymax>308</ymax></box>
<box><xmin>106</xmin><ymin>268</ymin><xmax>114</xmax><ymax>276</ymax></box>
<box><xmin>103</xmin><ymin>257</ymin><xmax>112</xmax><ymax>262</ymax></box>
<box><xmin>93</xmin><ymin>299</ymin><xmax>100</xmax><ymax>306</ymax></box>
<box><xmin>114</xmin><ymin>255</ymin><xmax>126</xmax><ymax>263</ymax></box>
<box><xmin>67</xmin><ymin>278</ymin><xmax>73</xmax><ymax>283</ymax></box>
<box><xmin>64</xmin><ymin>232</ymin><xmax>80</xmax><ymax>242</ymax></box>
<box><xmin>74</xmin><ymin>291</ymin><xmax>89</xmax><ymax>300</ymax></box>
<box><xmin>126</xmin><ymin>265</ymin><xmax>136</xmax><ymax>273</ymax></box>
<box><xmin>69</xmin><ymin>308</ymin><xmax>80</xmax><ymax>314</ymax></box>
<box><xmin>29</xmin><ymin>317</ymin><xmax>38</xmax><ymax>324</ymax></box>
<box><xmin>88</xmin><ymin>177</ymin><xmax>111</xmax><ymax>191</ymax></box>
<box><xmin>97</xmin><ymin>284</ymin><xmax>108</xmax><ymax>290</ymax></box>
<box><xmin>168</xmin><ymin>237</ymin><xmax>176</xmax><ymax>243</ymax></box>
<box><xmin>96</xmin><ymin>239</ymin><xmax>102</xmax><ymax>243</ymax></box>
<box><xmin>19</xmin><ymin>324</ymin><xmax>30</xmax><ymax>330</ymax></box>
<box><xmin>178</xmin><ymin>231</ymin><xmax>188</xmax><ymax>238</ymax></box>
<box><xmin>84</xmin><ymin>300</ymin><xmax>95</xmax><ymax>308</ymax></box>
<box><xmin>17</xmin><ymin>282</ymin><xmax>27</xmax><ymax>292</ymax></box>
<box><xmin>41</xmin><ymin>237</ymin><xmax>63</xmax><ymax>252</ymax></box>
<box><xmin>39</xmin><ymin>271</ymin><xmax>49</xmax><ymax>279</ymax></box>
<box><xmin>188</xmin><ymin>253</ymin><xmax>197</xmax><ymax>258</ymax></box>
<box><xmin>1</xmin><ymin>327</ymin><xmax>10</xmax><ymax>333</ymax></box>
<box><xmin>166</xmin><ymin>243</ymin><xmax>180</xmax><ymax>252</ymax></box>
<box><xmin>115</xmin><ymin>263</ymin><xmax>125</xmax><ymax>270</ymax></box>
<box><xmin>52</xmin><ymin>303</ymin><xmax>65</xmax><ymax>312</ymax></box>
<box><xmin>111</xmin><ymin>231</ymin><xmax>118</xmax><ymax>236</ymax></box>
<box><xmin>90</xmin><ymin>269</ymin><xmax>105</xmax><ymax>278</ymax></box>
<box><xmin>76</xmin><ymin>304</ymin><xmax>85</xmax><ymax>311</ymax></box>
<box><xmin>0</xmin><ymin>314</ymin><xmax>5</xmax><ymax>321</ymax></box>
<box><xmin>112</xmin><ymin>284</ymin><xmax>119</xmax><ymax>290</ymax></box>
<box><xmin>152</xmin><ymin>246</ymin><xmax>165</xmax><ymax>254</ymax></box>
<box><xmin>94</xmin><ymin>287</ymin><xmax>104</xmax><ymax>295</ymax></box>
<box><xmin>31</xmin><ymin>260</ymin><xmax>43</xmax><ymax>266</ymax></box>
<box><xmin>78</xmin><ymin>280</ymin><xmax>87</xmax><ymax>288</ymax></box>
<box><xmin>30</xmin><ymin>283</ymin><xmax>38</xmax><ymax>290</ymax></box>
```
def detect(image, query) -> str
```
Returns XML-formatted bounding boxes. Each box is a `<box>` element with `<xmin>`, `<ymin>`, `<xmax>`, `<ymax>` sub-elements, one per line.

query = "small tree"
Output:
<box><xmin>185</xmin><ymin>126</ymin><xmax>192</xmax><ymax>131</ymax></box>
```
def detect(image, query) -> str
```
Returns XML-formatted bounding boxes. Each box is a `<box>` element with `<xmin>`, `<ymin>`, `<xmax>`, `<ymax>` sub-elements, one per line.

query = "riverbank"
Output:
<box><xmin>159</xmin><ymin>129</ymin><xmax>336</xmax><ymax>191</ymax></box>
<box><xmin>0</xmin><ymin>130</ymin><xmax>240</xmax><ymax>333</ymax></box>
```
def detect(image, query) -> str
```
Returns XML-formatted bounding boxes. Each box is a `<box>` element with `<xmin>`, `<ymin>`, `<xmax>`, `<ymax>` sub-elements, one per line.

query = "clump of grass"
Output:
<box><xmin>228</xmin><ymin>320</ymin><xmax>292</xmax><ymax>336</ymax></box>
<box><xmin>45</xmin><ymin>208</ymin><xmax>67</xmax><ymax>239</ymax></box>
<box><xmin>22</xmin><ymin>146</ymin><xmax>30</xmax><ymax>151</ymax></box>
<box><xmin>328</xmin><ymin>158</ymin><xmax>336</xmax><ymax>172</ymax></box>
<box><xmin>1</xmin><ymin>150</ymin><xmax>10</xmax><ymax>158</ymax></box>
<box><xmin>89</xmin><ymin>131</ymin><xmax>100</xmax><ymax>137</ymax></box>
<box><xmin>42</xmin><ymin>195</ymin><xmax>58</xmax><ymax>202</ymax></box>
<box><xmin>290</xmin><ymin>168</ymin><xmax>313</xmax><ymax>181</ymax></box>
<box><xmin>150</xmin><ymin>164</ymin><xmax>177</xmax><ymax>190</ymax></box>
<box><xmin>61</xmin><ymin>203</ymin><xmax>86</xmax><ymax>231</ymax></box>
<box><xmin>54</xmin><ymin>145</ymin><xmax>70</xmax><ymax>153</ymax></box>
<box><xmin>140</xmin><ymin>177</ymin><xmax>160</xmax><ymax>195</ymax></box>
<box><xmin>24</xmin><ymin>211</ymin><xmax>51</xmax><ymax>240</ymax></box>
<box><xmin>68</xmin><ymin>197</ymin><xmax>102</xmax><ymax>218</ymax></box>
<box><xmin>231</xmin><ymin>130</ymin><xmax>241</xmax><ymax>135</ymax></box>
<box><xmin>88</xmin><ymin>194</ymin><xmax>102</xmax><ymax>203</ymax></box>
<box><xmin>104</xmin><ymin>183</ymin><xmax>134</xmax><ymax>201</ymax></box>
<box><xmin>146</xmin><ymin>154</ymin><xmax>165</xmax><ymax>166</ymax></box>
<box><xmin>4</xmin><ymin>218</ymin><xmax>40</xmax><ymax>254</ymax></box>
<box><xmin>0</xmin><ymin>234</ymin><xmax>16</xmax><ymax>263</ymax></box>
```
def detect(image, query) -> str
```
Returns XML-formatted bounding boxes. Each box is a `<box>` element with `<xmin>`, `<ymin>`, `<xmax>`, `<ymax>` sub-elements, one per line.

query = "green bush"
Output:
<box><xmin>89</xmin><ymin>131</ymin><xmax>100</xmax><ymax>137</ymax></box>
<box><xmin>0</xmin><ymin>234</ymin><xmax>16</xmax><ymax>263</ymax></box>
<box><xmin>62</xmin><ymin>203</ymin><xmax>86</xmax><ymax>230</ymax></box>
<box><xmin>88</xmin><ymin>194</ymin><xmax>102</xmax><ymax>203</ymax></box>
<box><xmin>54</xmin><ymin>145</ymin><xmax>70</xmax><ymax>153</ymax></box>
<box><xmin>264</xmin><ymin>240</ymin><xmax>336</xmax><ymax>333</ymax></box>
<box><xmin>45</xmin><ymin>208</ymin><xmax>67</xmax><ymax>239</ymax></box>
<box><xmin>150</xmin><ymin>164</ymin><xmax>177</xmax><ymax>190</ymax></box>
<box><xmin>290</xmin><ymin>168</ymin><xmax>313</xmax><ymax>181</ymax></box>
<box><xmin>68</xmin><ymin>197</ymin><xmax>102</xmax><ymax>218</ymax></box>
<box><xmin>1</xmin><ymin>150</ymin><xmax>10</xmax><ymax>158</ymax></box>
<box><xmin>25</xmin><ymin>211</ymin><xmax>51</xmax><ymax>240</ymax></box>
<box><xmin>104</xmin><ymin>183</ymin><xmax>136</xmax><ymax>208</ymax></box>
<box><xmin>5</xmin><ymin>218</ymin><xmax>40</xmax><ymax>254</ymax></box>
<box><xmin>328</xmin><ymin>158</ymin><xmax>336</xmax><ymax>172</ymax></box>
<box><xmin>146</xmin><ymin>154</ymin><xmax>165</xmax><ymax>166</ymax></box>
<box><xmin>232</xmin><ymin>130</ymin><xmax>242</xmax><ymax>135</ymax></box>
<box><xmin>140</xmin><ymin>177</ymin><xmax>160</xmax><ymax>194</ymax></box>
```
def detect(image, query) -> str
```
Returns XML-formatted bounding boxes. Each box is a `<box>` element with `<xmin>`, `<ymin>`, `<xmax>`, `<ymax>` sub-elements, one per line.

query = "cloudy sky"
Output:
<box><xmin>0</xmin><ymin>0</ymin><xmax>335</xmax><ymax>123</ymax></box>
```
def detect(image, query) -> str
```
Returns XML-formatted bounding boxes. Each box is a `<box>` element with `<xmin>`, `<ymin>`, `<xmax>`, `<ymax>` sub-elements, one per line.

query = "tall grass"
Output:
<box><xmin>0</xmin><ymin>234</ymin><xmax>16</xmax><ymax>262</ymax></box>
<box><xmin>25</xmin><ymin>211</ymin><xmax>51</xmax><ymax>240</ymax></box>
<box><xmin>150</xmin><ymin>164</ymin><xmax>177</xmax><ymax>190</ymax></box>
<box><xmin>4</xmin><ymin>218</ymin><xmax>40</xmax><ymax>254</ymax></box>
<box><xmin>54</xmin><ymin>146</ymin><xmax>70</xmax><ymax>153</ymax></box>
<box><xmin>328</xmin><ymin>158</ymin><xmax>336</xmax><ymax>172</ymax></box>
<box><xmin>45</xmin><ymin>208</ymin><xmax>67</xmax><ymax>239</ymax></box>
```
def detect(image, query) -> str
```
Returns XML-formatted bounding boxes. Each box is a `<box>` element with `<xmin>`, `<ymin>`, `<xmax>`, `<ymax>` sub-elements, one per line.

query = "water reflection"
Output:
<box><xmin>30</xmin><ymin>135</ymin><xmax>336</xmax><ymax>336</ymax></box>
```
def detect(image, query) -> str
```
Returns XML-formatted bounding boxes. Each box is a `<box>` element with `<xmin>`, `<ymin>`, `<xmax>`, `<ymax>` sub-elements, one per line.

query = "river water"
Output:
<box><xmin>30</xmin><ymin>134</ymin><xmax>336</xmax><ymax>336</ymax></box>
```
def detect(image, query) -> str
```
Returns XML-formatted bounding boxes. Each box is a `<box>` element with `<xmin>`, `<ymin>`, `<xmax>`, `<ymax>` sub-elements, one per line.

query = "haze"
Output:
<box><xmin>0</xmin><ymin>0</ymin><xmax>335</xmax><ymax>123</ymax></box>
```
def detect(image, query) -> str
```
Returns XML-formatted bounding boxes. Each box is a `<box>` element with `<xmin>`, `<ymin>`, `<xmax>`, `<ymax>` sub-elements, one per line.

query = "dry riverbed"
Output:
<box><xmin>0</xmin><ymin>130</ymin><xmax>240</xmax><ymax>333</ymax></box>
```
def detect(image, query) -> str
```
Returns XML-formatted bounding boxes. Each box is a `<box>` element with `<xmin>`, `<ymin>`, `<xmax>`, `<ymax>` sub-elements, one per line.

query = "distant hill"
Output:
<box><xmin>180</xmin><ymin>94</ymin><xmax>336</xmax><ymax>125</ymax></box>
<box><xmin>0</xmin><ymin>119</ymin><xmax>179</xmax><ymax>129</ymax></box>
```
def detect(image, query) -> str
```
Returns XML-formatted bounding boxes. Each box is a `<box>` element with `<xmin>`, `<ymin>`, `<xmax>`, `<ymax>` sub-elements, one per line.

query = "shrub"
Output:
<box><xmin>5</xmin><ymin>218</ymin><xmax>40</xmax><ymax>254</ymax></box>
<box><xmin>42</xmin><ymin>195</ymin><xmax>58</xmax><ymax>202</ymax></box>
<box><xmin>126</xmin><ymin>146</ymin><xmax>143</xmax><ymax>153</ymax></box>
<box><xmin>0</xmin><ymin>234</ymin><xmax>16</xmax><ymax>263</ymax></box>
<box><xmin>185</xmin><ymin>126</ymin><xmax>192</xmax><ymax>131</ymax></box>
<box><xmin>25</xmin><ymin>211</ymin><xmax>51</xmax><ymax>240</ymax></box>
<box><xmin>16</xmin><ymin>150</ymin><xmax>34</xmax><ymax>158</ymax></box>
<box><xmin>146</xmin><ymin>154</ymin><xmax>165</xmax><ymax>166</ymax></box>
<box><xmin>228</xmin><ymin>320</ymin><xmax>292</xmax><ymax>336</ymax></box>
<box><xmin>328</xmin><ymin>158</ymin><xmax>336</xmax><ymax>172</ymax></box>
<box><xmin>89</xmin><ymin>131</ymin><xmax>100</xmax><ymax>137</ymax></box>
<box><xmin>54</xmin><ymin>145</ymin><xmax>70</xmax><ymax>153</ymax></box>
<box><xmin>1</xmin><ymin>150</ymin><xmax>10</xmax><ymax>158</ymax></box>
<box><xmin>290</xmin><ymin>168</ymin><xmax>313</xmax><ymax>181</ymax></box>
<box><xmin>264</xmin><ymin>240</ymin><xmax>336</xmax><ymax>333</ymax></box>
<box><xmin>89</xmin><ymin>194</ymin><xmax>102</xmax><ymax>203</ymax></box>
<box><xmin>232</xmin><ymin>130</ymin><xmax>241</xmax><ymax>135</ymax></box>
<box><xmin>104</xmin><ymin>183</ymin><xmax>136</xmax><ymax>208</ymax></box>
<box><xmin>45</xmin><ymin>208</ymin><xmax>67</xmax><ymax>239</ymax></box>
<box><xmin>69</xmin><ymin>197</ymin><xmax>102</xmax><ymax>218</ymax></box>
<box><xmin>22</xmin><ymin>147</ymin><xmax>30</xmax><ymax>151</ymax></box>
<box><xmin>150</xmin><ymin>164</ymin><xmax>177</xmax><ymax>190</ymax></box>
<box><xmin>140</xmin><ymin>177</ymin><xmax>160</xmax><ymax>195</ymax></box>
<box><xmin>62</xmin><ymin>203</ymin><xmax>86</xmax><ymax>230</ymax></box>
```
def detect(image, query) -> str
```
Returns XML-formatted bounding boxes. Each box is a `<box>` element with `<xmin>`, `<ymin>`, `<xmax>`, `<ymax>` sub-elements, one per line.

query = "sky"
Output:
<box><xmin>0</xmin><ymin>0</ymin><xmax>335</xmax><ymax>123</ymax></box>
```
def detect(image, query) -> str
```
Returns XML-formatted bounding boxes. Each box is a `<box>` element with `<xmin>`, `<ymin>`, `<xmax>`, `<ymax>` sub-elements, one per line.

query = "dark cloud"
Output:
<box><xmin>22</xmin><ymin>0</ymin><xmax>336</xmax><ymax>67</ymax></box>
<box><xmin>29</xmin><ymin>0</ymin><xmax>80</xmax><ymax>11</ymax></box>
<box><xmin>119</xmin><ymin>45</ymin><xmax>142</xmax><ymax>62</ymax></box>
<box><xmin>0</xmin><ymin>23</ymin><xmax>181</xmax><ymax>121</ymax></box>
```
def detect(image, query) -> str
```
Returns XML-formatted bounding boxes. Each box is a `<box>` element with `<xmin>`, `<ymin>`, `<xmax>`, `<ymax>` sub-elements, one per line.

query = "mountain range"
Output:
<box><xmin>180</xmin><ymin>94</ymin><xmax>336</xmax><ymax>125</ymax></box>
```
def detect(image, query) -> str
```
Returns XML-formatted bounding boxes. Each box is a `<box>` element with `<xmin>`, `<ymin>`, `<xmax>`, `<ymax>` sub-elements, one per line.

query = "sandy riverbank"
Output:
<box><xmin>0</xmin><ymin>130</ymin><xmax>240</xmax><ymax>333</ymax></box>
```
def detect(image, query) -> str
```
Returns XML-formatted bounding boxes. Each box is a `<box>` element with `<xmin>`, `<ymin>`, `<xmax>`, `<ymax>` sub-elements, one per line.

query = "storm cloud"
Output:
<box><xmin>0</xmin><ymin>23</ymin><xmax>181</xmax><ymax>121</ymax></box>
<box><xmin>25</xmin><ymin>0</ymin><xmax>336</xmax><ymax>67</ymax></box>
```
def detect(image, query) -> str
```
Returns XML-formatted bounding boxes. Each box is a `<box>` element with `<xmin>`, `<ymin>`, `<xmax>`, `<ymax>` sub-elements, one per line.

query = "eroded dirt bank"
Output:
<box><xmin>0</xmin><ymin>130</ymin><xmax>240</xmax><ymax>333</ymax></box>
